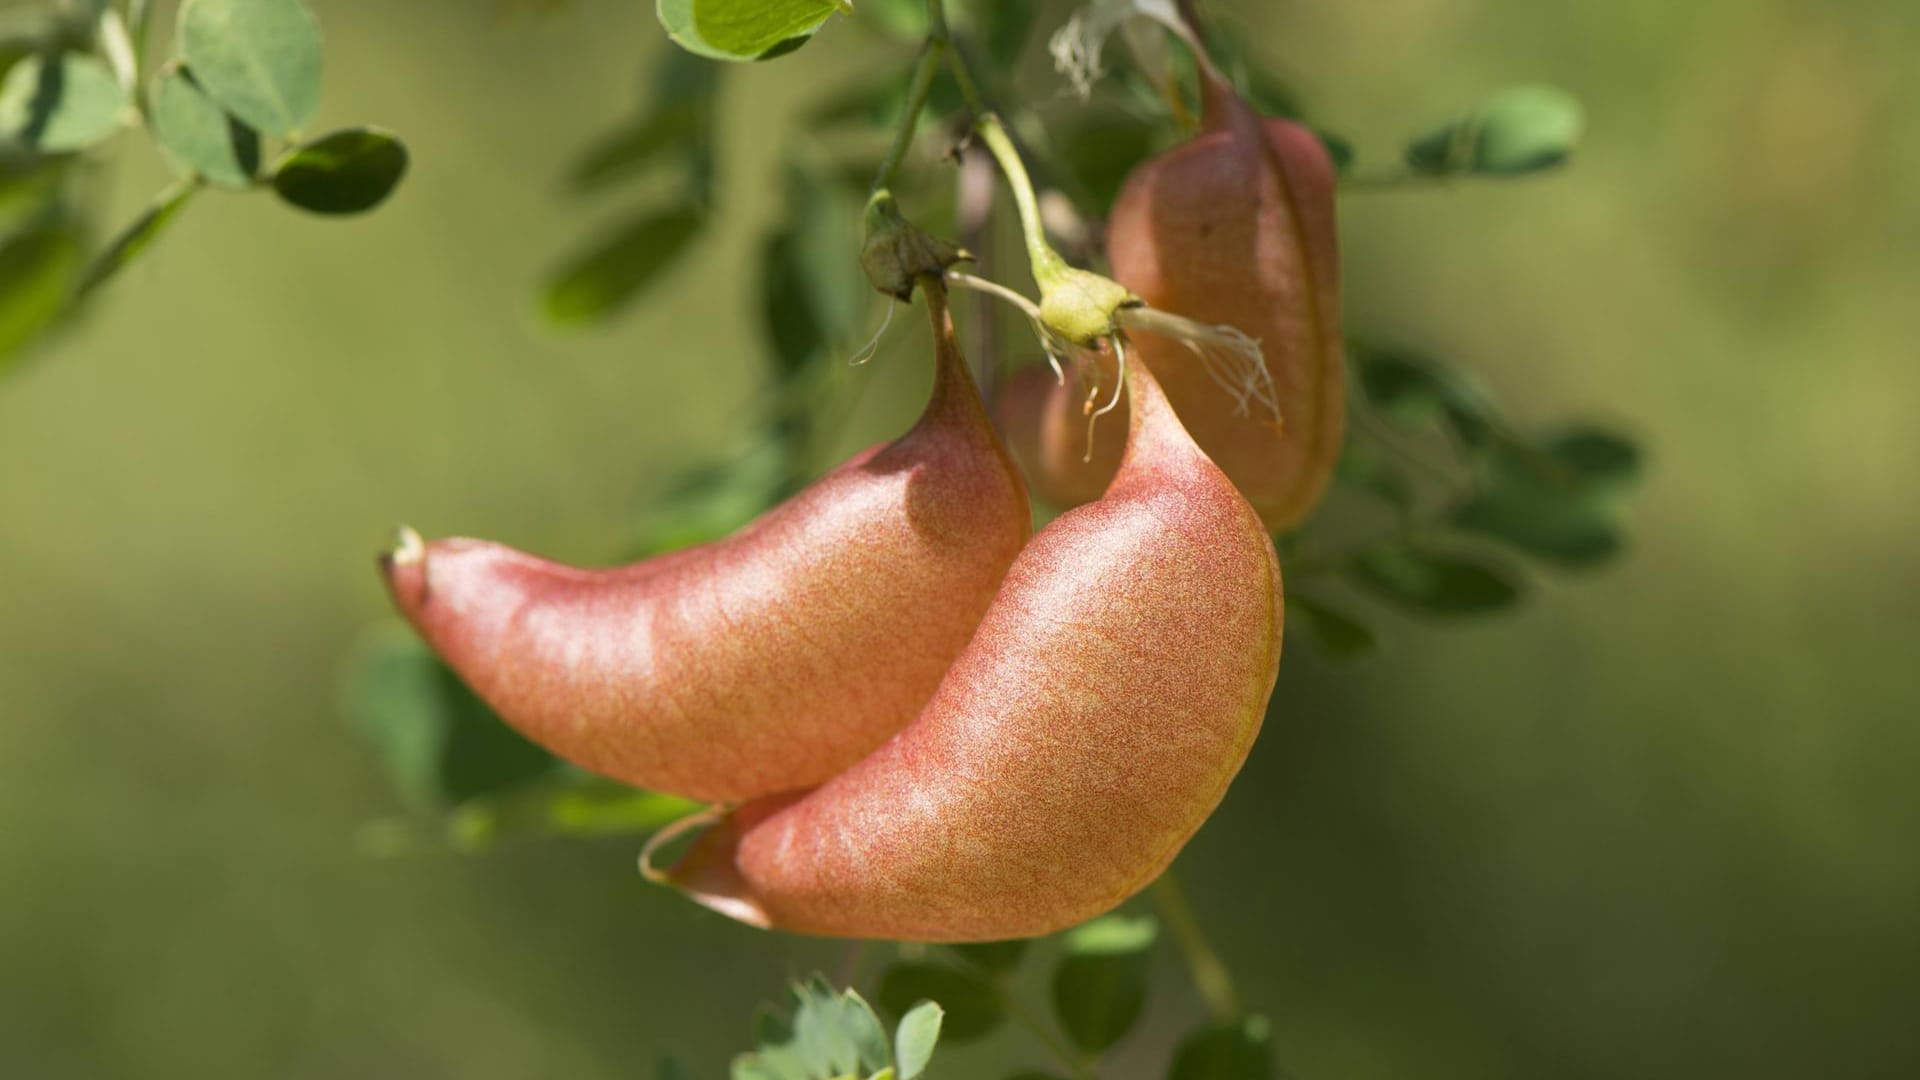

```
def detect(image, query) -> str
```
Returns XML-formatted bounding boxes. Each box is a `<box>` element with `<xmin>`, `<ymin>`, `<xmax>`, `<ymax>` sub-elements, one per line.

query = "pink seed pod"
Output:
<box><xmin>989</xmin><ymin>354</ymin><xmax>1125</xmax><ymax>510</ymax></box>
<box><xmin>380</xmin><ymin>285</ymin><xmax>1031</xmax><ymax>802</ymax></box>
<box><xmin>1014</xmin><ymin>75</ymin><xmax>1344</xmax><ymax>532</ymax></box>
<box><xmin>657</xmin><ymin>356</ymin><xmax>1283</xmax><ymax>942</ymax></box>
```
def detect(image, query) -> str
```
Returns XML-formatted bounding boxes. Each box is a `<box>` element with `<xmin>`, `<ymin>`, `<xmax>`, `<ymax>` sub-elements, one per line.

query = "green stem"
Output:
<box><xmin>922</xmin><ymin>0</ymin><xmax>987</xmax><ymax>114</ymax></box>
<box><xmin>972</xmin><ymin>112</ymin><xmax>1067</xmax><ymax>290</ymax></box>
<box><xmin>127</xmin><ymin>0</ymin><xmax>153</xmax><ymax>75</ymax></box>
<box><xmin>76</xmin><ymin>178</ymin><xmax>200</xmax><ymax>301</ymax></box>
<box><xmin>1152</xmin><ymin>871</ymin><xmax>1241</xmax><ymax>1022</ymax></box>
<box><xmin>924</xmin><ymin>0</ymin><xmax>1057</xmax><ymax>286</ymax></box>
<box><xmin>999</xmin><ymin>987</ymin><xmax>1096</xmax><ymax>1079</ymax></box>
<box><xmin>1340</xmin><ymin>169</ymin><xmax>1454</xmax><ymax>192</ymax></box>
<box><xmin>835</xmin><ymin>940</ymin><xmax>869</xmax><ymax>989</ymax></box>
<box><xmin>870</xmin><ymin>40</ymin><xmax>943</xmax><ymax>195</ymax></box>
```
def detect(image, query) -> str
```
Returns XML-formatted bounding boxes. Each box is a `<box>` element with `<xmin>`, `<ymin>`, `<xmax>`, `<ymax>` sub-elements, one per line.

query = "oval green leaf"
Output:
<box><xmin>1168</xmin><ymin>1016</ymin><xmax>1275</xmax><ymax>1080</ymax></box>
<box><xmin>1449</xmin><ymin>435</ymin><xmax>1635</xmax><ymax>568</ymax></box>
<box><xmin>623</xmin><ymin>443</ymin><xmax>789</xmax><ymax>560</ymax></box>
<box><xmin>893</xmin><ymin>1001</ymin><xmax>942</xmax><ymax>1080</ymax></box>
<box><xmin>1443</xmin><ymin>447</ymin><xmax>1628</xmax><ymax>568</ymax></box>
<box><xmin>840</xmin><ymin>990</ymin><xmax>894</xmax><ymax>1076</ymax></box>
<box><xmin>1052</xmin><ymin>914</ymin><xmax>1159</xmax><ymax>1055</ymax></box>
<box><xmin>1406</xmin><ymin>84</ymin><xmax>1584</xmax><ymax>177</ymax></box>
<box><xmin>761</xmin><ymin>226</ymin><xmax>829</xmax><ymax>378</ymax></box>
<box><xmin>876</xmin><ymin>962</ymin><xmax>1003</xmax><ymax>1042</ymax></box>
<box><xmin>178</xmin><ymin>0</ymin><xmax>321</xmax><ymax>136</ymax></box>
<box><xmin>1451</xmin><ymin>489</ymin><xmax>1624</xmax><ymax>569</ymax></box>
<box><xmin>271</xmin><ymin>126</ymin><xmax>408</xmax><ymax>215</ymax></box>
<box><xmin>568</xmin><ymin>47</ymin><xmax>718</xmax><ymax>194</ymax></box>
<box><xmin>541</xmin><ymin>206</ymin><xmax>704</xmax><ymax>326</ymax></box>
<box><xmin>1291</xmin><ymin>596</ymin><xmax>1379</xmax><ymax>660</ymax></box>
<box><xmin>1349</xmin><ymin>547</ymin><xmax>1524</xmax><ymax>616</ymax></box>
<box><xmin>1471</xmin><ymin>85</ymin><xmax>1586</xmax><ymax>174</ymax></box>
<box><xmin>1543</xmin><ymin>425</ymin><xmax>1643</xmax><ymax>491</ymax></box>
<box><xmin>149</xmin><ymin>67</ymin><xmax>260</xmax><ymax>189</ymax></box>
<box><xmin>0</xmin><ymin>54</ymin><xmax>129</xmax><ymax>153</ymax></box>
<box><xmin>659</xmin><ymin>0</ymin><xmax>844</xmax><ymax>61</ymax></box>
<box><xmin>568</xmin><ymin>106</ymin><xmax>705</xmax><ymax>193</ymax></box>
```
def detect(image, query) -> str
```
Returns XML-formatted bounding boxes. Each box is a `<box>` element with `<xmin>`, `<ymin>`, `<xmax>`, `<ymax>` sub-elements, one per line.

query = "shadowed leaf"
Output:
<box><xmin>569</xmin><ymin>106</ymin><xmax>703</xmax><ymax>192</ymax></box>
<box><xmin>1052</xmin><ymin>914</ymin><xmax>1158</xmax><ymax>1055</ymax></box>
<box><xmin>877</xmin><ymin>962</ymin><xmax>1003</xmax><ymax>1042</ymax></box>
<box><xmin>1355</xmin><ymin>343</ymin><xmax>1501</xmax><ymax>451</ymax></box>
<box><xmin>568</xmin><ymin>47</ymin><xmax>718</xmax><ymax>194</ymax></box>
<box><xmin>542</xmin><ymin>206</ymin><xmax>703</xmax><ymax>325</ymax></box>
<box><xmin>1452</xmin><ymin>486</ymin><xmax>1624</xmax><ymax>568</ymax></box>
<box><xmin>1292</xmin><ymin>595</ymin><xmax>1379</xmax><ymax>659</ymax></box>
<box><xmin>1543</xmin><ymin>425</ymin><xmax>1643</xmax><ymax>491</ymax></box>
<box><xmin>342</xmin><ymin>626</ymin><xmax>557</xmax><ymax>810</ymax></box>
<box><xmin>0</xmin><ymin>218</ymin><xmax>81</xmax><ymax>376</ymax></box>
<box><xmin>150</xmin><ymin>66</ymin><xmax>260</xmax><ymax>189</ymax></box>
<box><xmin>1350</xmin><ymin>547</ymin><xmax>1523</xmax><ymax>616</ymax></box>
<box><xmin>0</xmin><ymin>53</ymin><xmax>127</xmax><ymax>152</ymax></box>
<box><xmin>272</xmin><ymin>127</ymin><xmax>409</xmax><ymax>215</ymax></box>
<box><xmin>624</xmin><ymin>441</ymin><xmax>789</xmax><ymax>559</ymax></box>
<box><xmin>1168</xmin><ymin>1016</ymin><xmax>1275</xmax><ymax>1080</ymax></box>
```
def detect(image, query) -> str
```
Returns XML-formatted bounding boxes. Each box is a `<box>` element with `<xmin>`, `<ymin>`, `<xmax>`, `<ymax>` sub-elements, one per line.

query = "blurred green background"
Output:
<box><xmin>3</xmin><ymin>0</ymin><xmax>1917</xmax><ymax>1076</ymax></box>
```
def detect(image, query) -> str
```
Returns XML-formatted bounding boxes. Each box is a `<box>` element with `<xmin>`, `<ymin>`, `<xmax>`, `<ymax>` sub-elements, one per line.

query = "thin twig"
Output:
<box><xmin>1001</xmin><ymin>987</ymin><xmax>1097</xmax><ymax>1079</ymax></box>
<box><xmin>1152</xmin><ymin>870</ymin><xmax>1242</xmax><ymax>1021</ymax></box>
<box><xmin>869</xmin><ymin>40</ymin><xmax>944</xmax><ymax>195</ymax></box>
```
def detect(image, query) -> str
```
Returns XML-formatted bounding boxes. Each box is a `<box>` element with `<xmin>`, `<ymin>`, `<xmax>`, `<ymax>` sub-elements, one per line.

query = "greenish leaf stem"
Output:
<box><xmin>1000</xmin><ymin>985</ymin><xmax>1097</xmax><ymax>1080</ymax></box>
<box><xmin>1152</xmin><ymin>871</ymin><xmax>1242</xmax><ymax>1022</ymax></box>
<box><xmin>971</xmin><ymin>111</ymin><xmax>1066</xmax><ymax>290</ymax></box>
<box><xmin>869</xmin><ymin>39</ymin><xmax>943</xmax><ymax>195</ymax></box>
<box><xmin>76</xmin><ymin>176</ymin><xmax>200</xmax><ymax>301</ymax></box>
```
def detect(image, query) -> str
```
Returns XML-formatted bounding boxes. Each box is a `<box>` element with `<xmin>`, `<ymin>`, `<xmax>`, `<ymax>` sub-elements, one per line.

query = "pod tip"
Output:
<box><xmin>640</xmin><ymin>803</ymin><xmax>778</xmax><ymax>931</ymax></box>
<box><xmin>382</xmin><ymin>525</ymin><xmax>425</xmax><ymax>571</ymax></box>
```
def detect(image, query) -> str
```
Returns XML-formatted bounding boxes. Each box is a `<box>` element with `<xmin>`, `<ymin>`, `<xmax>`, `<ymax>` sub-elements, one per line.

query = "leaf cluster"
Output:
<box><xmin>1286</xmin><ymin>341</ymin><xmax>1645</xmax><ymax>660</ymax></box>
<box><xmin>861</xmin><ymin>915</ymin><xmax>1273</xmax><ymax>1079</ymax></box>
<box><xmin>0</xmin><ymin>0</ymin><xmax>407</xmax><ymax>378</ymax></box>
<box><xmin>731</xmin><ymin>975</ymin><xmax>943</xmax><ymax>1080</ymax></box>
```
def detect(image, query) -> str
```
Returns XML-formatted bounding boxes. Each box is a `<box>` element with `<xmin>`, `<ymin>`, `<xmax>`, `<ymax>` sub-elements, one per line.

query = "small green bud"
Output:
<box><xmin>1037</xmin><ymin>266</ymin><xmax>1136</xmax><ymax>347</ymax></box>
<box><xmin>860</xmin><ymin>189</ymin><xmax>968</xmax><ymax>301</ymax></box>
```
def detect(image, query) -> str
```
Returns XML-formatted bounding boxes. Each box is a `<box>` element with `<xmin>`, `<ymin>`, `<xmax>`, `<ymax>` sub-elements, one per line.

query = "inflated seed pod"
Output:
<box><xmin>658</xmin><ymin>357</ymin><xmax>1283</xmax><ymax>941</ymax></box>
<box><xmin>380</xmin><ymin>285</ymin><xmax>1031</xmax><ymax>802</ymax></box>
<box><xmin>1021</xmin><ymin>75</ymin><xmax>1344</xmax><ymax>532</ymax></box>
<box><xmin>989</xmin><ymin>352</ymin><xmax>1125</xmax><ymax>509</ymax></box>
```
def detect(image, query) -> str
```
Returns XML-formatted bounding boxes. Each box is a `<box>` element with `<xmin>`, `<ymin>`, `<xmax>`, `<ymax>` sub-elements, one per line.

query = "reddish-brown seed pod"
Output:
<box><xmin>989</xmin><ymin>354</ymin><xmax>1124</xmax><ymax>509</ymax></box>
<box><xmin>380</xmin><ymin>285</ymin><xmax>1031</xmax><ymax>802</ymax></box>
<box><xmin>1065</xmin><ymin>76</ymin><xmax>1343</xmax><ymax>532</ymax></box>
<box><xmin>659</xmin><ymin>358</ymin><xmax>1283</xmax><ymax>942</ymax></box>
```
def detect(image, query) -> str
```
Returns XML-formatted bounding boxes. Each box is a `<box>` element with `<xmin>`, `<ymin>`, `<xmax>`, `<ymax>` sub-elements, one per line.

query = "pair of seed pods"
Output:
<box><xmin>381</xmin><ymin>86</ymin><xmax>1339</xmax><ymax>943</ymax></box>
